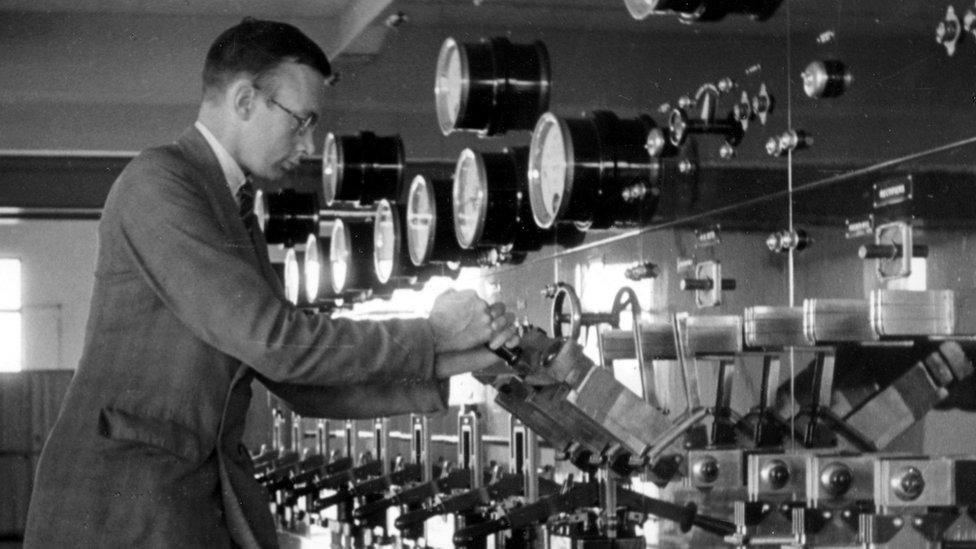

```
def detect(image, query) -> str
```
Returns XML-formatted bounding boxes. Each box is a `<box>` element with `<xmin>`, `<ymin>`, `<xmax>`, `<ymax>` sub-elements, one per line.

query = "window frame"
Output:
<box><xmin>0</xmin><ymin>257</ymin><xmax>23</xmax><ymax>372</ymax></box>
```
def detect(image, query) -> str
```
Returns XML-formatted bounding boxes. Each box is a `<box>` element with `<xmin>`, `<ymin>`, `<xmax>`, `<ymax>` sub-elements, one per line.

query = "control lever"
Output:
<box><xmin>395</xmin><ymin>474</ymin><xmax>560</xmax><ymax>530</ymax></box>
<box><xmin>857</xmin><ymin>243</ymin><xmax>928</xmax><ymax>260</ymax></box>
<box><xmin>306</xmin><ymin>459</ymin><xmax>383</xmax><ymax>494</ymax></box>
<box><xmin>490</xmin><ymin>345</ymin><xmax>527</xmax><ymax>373</ymax></box>
<box><xmin>353</xmin><ymin>467</ymin><xmax>472</xmax><ymax>520</ymax></box>
<box><xmin>348</xmin><ymin>463</ymin><xmax>423</xmax><ymax>498</ymax></box>
<box><xmin>487</xmin><ymin>339</ymin><xmax>564</xmax><ymax>380</ymax></box>
<box><xmin>453</xmin><ymin>481</ymin><xmax>599</xmax><ymax>545</ymax></box>
<box><xmin>282</xmin><ymin>456</ymin><xmax>354</xmax><ymax>503</ymax></box>
<box><xmin>309</xmin><ymin>490</ymin><xmax>352</xmax><ymax>514</ymax></box>
<box><xmin>250</xmin><ymin>444</ymin><xmax>276</xmax><ymax>468</ymax></box>
<box><xmin>615</xmin><ymin>485</ymin><xmax>736</xmax><ymax>537</ymax></box>
<box><xmin>303</xmin><ymin>460</ymin><xmax>386</xmax><ymax>514</ymax></box>
<box><xmin>453</xmin><ymin>481</ymin><xmax>735</xmax><ymax>544</ymax></box>
<box><xmin>254</xmin><ymin>451</ymin><xmax>300</xmax><ymax>484</ymax></box>
<box><xmin>266</xmin><ymin>454</ymin><xmax>326</xmax><ymax>492</ymax></box>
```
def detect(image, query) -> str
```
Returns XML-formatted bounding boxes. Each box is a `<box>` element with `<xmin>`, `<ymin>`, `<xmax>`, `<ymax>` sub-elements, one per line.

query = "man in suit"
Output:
<box><xmin>24</xmin><ymin>18</ymin><xmax>518</xmax><ymax>548</ymax></box>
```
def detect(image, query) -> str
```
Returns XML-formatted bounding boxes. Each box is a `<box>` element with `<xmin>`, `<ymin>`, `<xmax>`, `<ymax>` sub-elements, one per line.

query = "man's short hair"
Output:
<box><xmin>203</xmin><ymin>17</ymin><xmax>331</xmax><ymax>97</ymax></box>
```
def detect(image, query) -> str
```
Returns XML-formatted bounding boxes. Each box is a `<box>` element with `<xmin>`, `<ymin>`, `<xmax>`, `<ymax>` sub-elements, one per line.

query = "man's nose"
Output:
<box><xmin>296</xmin><ymin>129</ymin><xmax>315</xmax><ymax>156</ymax></box>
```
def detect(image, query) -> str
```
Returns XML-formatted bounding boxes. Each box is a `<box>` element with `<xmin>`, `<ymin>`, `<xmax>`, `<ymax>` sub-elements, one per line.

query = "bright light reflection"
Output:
<box><xmin>0</xmin><ymin>312</ymin><xmax>21</xmax><ymax>372</ymax></box>
<box><xmin>0</xmin><ymin>258</ymin><xmax>21</xmax><ymax>309</ymax></box>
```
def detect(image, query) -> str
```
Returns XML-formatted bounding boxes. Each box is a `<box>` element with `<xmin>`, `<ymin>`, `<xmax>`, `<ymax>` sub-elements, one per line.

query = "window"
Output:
<box><xmin>0</xmin><ymin>258</ymin><xmax>22</xmax><ymax>372</ymax></box>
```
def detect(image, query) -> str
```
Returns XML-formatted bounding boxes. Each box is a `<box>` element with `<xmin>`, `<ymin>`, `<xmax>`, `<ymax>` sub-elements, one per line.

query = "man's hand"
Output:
<box><xmin>430</xmin><ymin>289</ymin><xmax>518</xmax><ymax>378</ymax></box>
<box><xmin>429</xmin><ymin>289</ymin><xmax>517</xmax><ymax>354</ymax></box>
<box><xmin>470</xmin><ymin>328</ymin><xmax>565</xmax><ymax>386</ymax></box>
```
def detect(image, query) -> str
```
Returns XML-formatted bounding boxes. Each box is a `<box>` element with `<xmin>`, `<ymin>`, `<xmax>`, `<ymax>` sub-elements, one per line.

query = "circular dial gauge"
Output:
<box><xmin>434</xmin><ymin>38</ymin><xmax>466</xmax><ymax>136</ymax></box>
<box><xmin>452</xmin><ymin>149</ymin><xmax>488</xmax><ymax>249</ymax></box>
<box><xmin>283</xmin><ymin>247</ymin><xmax>301</xmax><ymax>305</ymax></box>
<box><xmin>623</xmin><ymin>0</ymin><xmax>659</xmax><ymax>19</ymax></box>
<box><xmin>406</xmin><ymin>175</ymin><xmax>436</xmax><ymax>267</ymax></box>
<box><xmin>303</xmin><ymin>234</ymin><xmax>322</xmax><ymax>303</ymax></box>
<box><xmin>527</xmin><ymin>113</ymin><xmax>572</xmax><ymax>229</ymax></box>
<box><xmin>329</xmin><ymin>219</ymin><xmax>350</xmax><ymax>294</ymax></box>
<box><xmin>321</xmin><ymin>132</ymin><xmax>341</xmax><ymax>205</ymax></box>
<box><xmin>373</xmin><ymin>199</ymin><xmax>398</xmax><ymax>284</ymax></box>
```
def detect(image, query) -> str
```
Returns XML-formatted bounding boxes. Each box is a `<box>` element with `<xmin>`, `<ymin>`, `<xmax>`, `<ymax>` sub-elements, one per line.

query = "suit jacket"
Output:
<box><xmin>24</xmin><ymin>127</ymin><xmax>449</xmax><ymax>548</ymax></box>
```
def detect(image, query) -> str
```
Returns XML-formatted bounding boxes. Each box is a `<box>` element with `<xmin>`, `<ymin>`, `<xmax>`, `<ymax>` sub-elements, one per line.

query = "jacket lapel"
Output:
<box><xmin>175</xmin><ymin>127</ymin><xmax>286</xmax><ymax>300</ymax></box>
<box><xmin>176</xmin><ymin>127</ymin><xmax>248</xmax><ymax>243</ymax></box>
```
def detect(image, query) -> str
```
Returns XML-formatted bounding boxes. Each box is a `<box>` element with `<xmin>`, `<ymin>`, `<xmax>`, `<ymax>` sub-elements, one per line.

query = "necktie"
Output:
<box><xmin>237</xmin><ymin>180</ymin><xmax>257</xmax><ymax>231</ymax></box>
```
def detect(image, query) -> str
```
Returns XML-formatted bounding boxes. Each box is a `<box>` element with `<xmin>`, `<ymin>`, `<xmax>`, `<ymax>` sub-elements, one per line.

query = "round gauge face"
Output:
<box><xmin>406</xmin><ymin>175</ymin><xmax>436</xmax><ymax>267</ymax></box>
<box><xmin>329</xmin><ymin>219</ymin><xmax>350</xmax><ymax>293</ymax></box>
<box><xmin>303</xmin><ymin>234</ymin><xmax>321</xmax><ymax>303</ymax></box>
<box><xmin>452</xmin><ymin>149</ymin><xmax>487</xmax><ymax>249</ymax></box>
<box><xmin>321</xmin><ymin>133</ymin><xmax>341</xmax><ymax>205</ymax></box>
<box><xmin>283</xmin><ymin>248</ymin><xmax>301</xmax><ymax>305</ymax></box>
<box><xmin>253</xmin><ymin>189</ymin><xmax>269</xmax><ymax>232</ymax></box>
<box><xmin>435</xmin><ymin>38</ymin><xmax>466</xmax><ymax>135</ymax></box>
<box><xmin>373</xmin><ymin>200</ymin><xmax>397</xmax><ymax>284</ymax></box>
<box><xmin>623</xmin><ymin>0</ymin><xmax>658</xmax><ymax>19</ymax></box>
<box><xmin>528</xmin><ymin>113</ymin><xmax>571</xmax><ymax>229</ymax></box>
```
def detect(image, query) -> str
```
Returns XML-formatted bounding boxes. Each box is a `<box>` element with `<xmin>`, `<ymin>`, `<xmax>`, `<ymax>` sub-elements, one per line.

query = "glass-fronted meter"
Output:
<box><xmin>303</xmin><ymin>233</ymin><xmax>334</xmax><ymax>304</ymax></box>
<box><xmin>527</xmin><ymin>111</ymin><xmax>664</xmax><ymax>230</ymax></box>
<box><xmin>453</xmin><ymin>146</ymin><xmax>584</xmax><ymax>258</ymax></box>
<box><xmin>322</xmin><ymin>131</ymin><xmax>404</xmax><ymax>206</ymax></box>
<box><xmin>253</xmin><ymin>189</ymin><xmax>318</xmax><ymax>246</ymax></box>
<box><xmin>435</xmin><ymin>36</ymin><xmax>550</xmax><ymax>136</ymax></box>
<box><xmin>406</xmin><ymin>174</ymin><xmax>482</xmax><ymax>268</ymax></box>
<box><xmin>329</xmin><ymin>216</ymin><xmax>393</xmax><ymax>298</ymax></box>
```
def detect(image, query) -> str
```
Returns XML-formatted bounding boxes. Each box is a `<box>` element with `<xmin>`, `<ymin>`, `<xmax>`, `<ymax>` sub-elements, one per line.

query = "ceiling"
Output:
<box><xmin>0</xmin><ymin>0</ymin><xmax>642</xmax><ymax>62</ymax></box>
<box><xmin>0</xmin><ymin>0</ymin><xmax>354</xmax><ymax>17</ymax></box>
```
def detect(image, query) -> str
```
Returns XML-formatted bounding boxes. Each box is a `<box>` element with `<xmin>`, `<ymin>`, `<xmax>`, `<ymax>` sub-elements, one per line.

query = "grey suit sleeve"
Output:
<box><xmin>262</xmin><ymin>377</ymin><xmax>450</xmax><ymax>419</ymax></box>
<box><xmin>110</xmin><ymin>152</ymin><xmax>437</xmax><ymax>387</ymax></box>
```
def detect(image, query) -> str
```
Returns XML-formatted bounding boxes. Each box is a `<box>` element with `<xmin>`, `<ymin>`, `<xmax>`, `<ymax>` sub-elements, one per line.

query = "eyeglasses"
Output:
<box><xmin>264</xmin><ymin>95</ymin><xmax>318</xmax><ymax>137</ymax></box>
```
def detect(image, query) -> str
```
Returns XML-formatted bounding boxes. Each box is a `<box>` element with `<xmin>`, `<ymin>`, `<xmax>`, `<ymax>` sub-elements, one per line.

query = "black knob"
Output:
<box><xmin>892</xmin><ymin>466</ymin><xmax>925</xmax><ymax>501</ymax></box>
<box><xmin>761</xmin><ymin>460</ymin><xmax>790</xmax><ymax>490</ymax></box>
<box><xmin>453</xmin><ymin>517</ymin><xmax>510</xmax><ymax>545</ymax></box>
<box><xmin>819</xmin><ymin>462</ymin><xmax>853</xmax><ymax>497</ymax></box>
<box><xmin>692</xmin><ymin>456</ymin><xmax>720</xmax><ymax>485</ymax></box>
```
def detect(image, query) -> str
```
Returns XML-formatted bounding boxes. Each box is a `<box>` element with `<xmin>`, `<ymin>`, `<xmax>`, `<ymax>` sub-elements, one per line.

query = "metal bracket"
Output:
<box><xmin>875</xmin><ymin>220</ymin><xmax>913</xmax><ymax>281</ymax></box>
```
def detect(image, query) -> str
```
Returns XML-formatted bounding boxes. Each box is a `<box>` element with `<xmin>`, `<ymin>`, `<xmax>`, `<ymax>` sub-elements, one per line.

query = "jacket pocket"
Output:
<box><xmin>98</xmin><ymin>406</ymin><xmax>204</xmax><ymax>463</ymax></box>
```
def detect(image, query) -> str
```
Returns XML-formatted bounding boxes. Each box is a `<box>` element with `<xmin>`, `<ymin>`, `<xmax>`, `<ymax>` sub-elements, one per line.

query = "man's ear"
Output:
<box><xmin>229</xmin><ymin>79</ymin><xmax>257</xmax><ymax>121</ymax></box>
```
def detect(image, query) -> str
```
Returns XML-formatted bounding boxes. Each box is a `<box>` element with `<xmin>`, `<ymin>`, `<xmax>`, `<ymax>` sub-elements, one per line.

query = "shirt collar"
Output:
<box><xmin>194</xmin><ymin>120</ymin><xmax>248</xmax><ymax>201</ymax></box>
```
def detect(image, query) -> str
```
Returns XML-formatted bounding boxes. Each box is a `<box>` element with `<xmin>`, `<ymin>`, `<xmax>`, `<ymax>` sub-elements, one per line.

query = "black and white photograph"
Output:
<box><xmin>2</xmin><ymin>1</ymin><xmax>975</xmax><ymax>548</ymax></box>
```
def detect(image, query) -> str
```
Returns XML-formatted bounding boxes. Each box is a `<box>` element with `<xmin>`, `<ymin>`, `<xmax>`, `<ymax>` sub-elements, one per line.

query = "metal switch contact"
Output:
<box><xmin>681</xmin><ymin>260</ymin><xmax>736</xmax><ymax>308</ymax></box>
